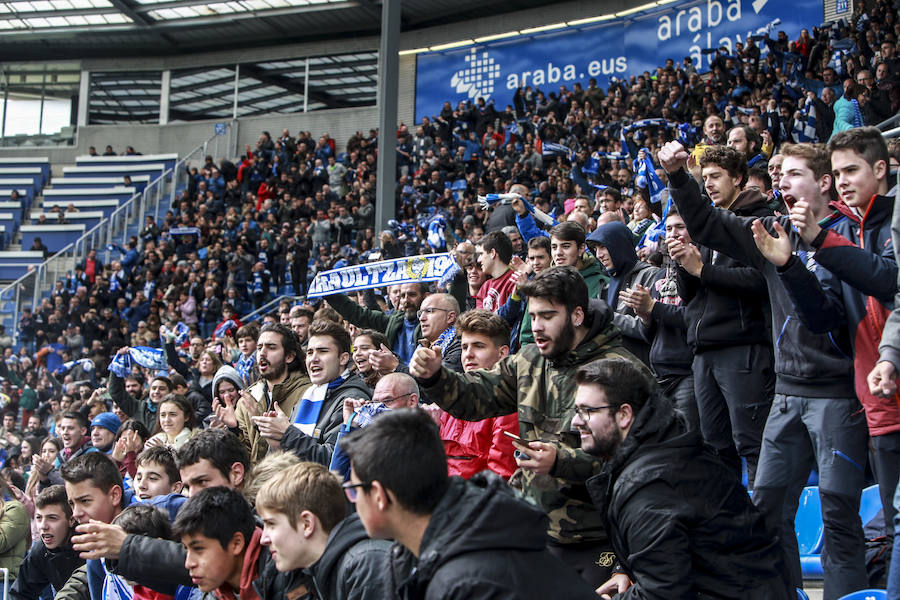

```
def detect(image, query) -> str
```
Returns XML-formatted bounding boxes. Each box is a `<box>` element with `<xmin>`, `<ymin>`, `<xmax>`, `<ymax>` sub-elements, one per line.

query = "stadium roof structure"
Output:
<box><xmin>0</xmin><ymin>0</ymin><xmax>560</xmax><ymax>60</ymax></box>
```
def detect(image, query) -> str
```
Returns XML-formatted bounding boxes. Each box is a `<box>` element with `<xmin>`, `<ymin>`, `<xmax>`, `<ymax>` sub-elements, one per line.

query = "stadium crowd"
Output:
<box><xmin>1</xmin><ymin>0</ymin><xmax>900</xmax><ymax>598</ymax></box>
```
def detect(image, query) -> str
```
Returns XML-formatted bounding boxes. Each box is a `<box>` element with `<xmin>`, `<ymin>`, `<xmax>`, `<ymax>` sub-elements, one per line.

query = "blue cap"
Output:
<box><xmin>90</xmin><ymin>412</ymin><xmax>121</xmax><ymax>434</ymax></box>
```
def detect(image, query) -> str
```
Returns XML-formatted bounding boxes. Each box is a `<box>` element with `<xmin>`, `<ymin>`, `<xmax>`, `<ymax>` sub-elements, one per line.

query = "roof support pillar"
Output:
<box><xmin>375</xmin><ymin>0</ymin><xmax>400</xmax><ymax>238</ymax></box>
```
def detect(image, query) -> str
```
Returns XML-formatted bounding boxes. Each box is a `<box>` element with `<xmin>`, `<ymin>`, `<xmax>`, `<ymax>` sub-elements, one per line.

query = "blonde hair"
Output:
<box><xmin>243</xmin><ymin>451</ymin><xmax>301</xmax><ymax>506</ymax></box>
<box><xmin>255</xmin><ymin>461</ymin><xmax>346</xmax><ymax>532</ymax></box>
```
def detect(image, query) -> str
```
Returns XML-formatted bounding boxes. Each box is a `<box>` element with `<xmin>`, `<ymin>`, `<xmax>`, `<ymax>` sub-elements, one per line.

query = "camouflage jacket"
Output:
<box><xmin>420</xmin><ymin>299</ymin><xmax>648</xmax><ymax>544</ymax></box>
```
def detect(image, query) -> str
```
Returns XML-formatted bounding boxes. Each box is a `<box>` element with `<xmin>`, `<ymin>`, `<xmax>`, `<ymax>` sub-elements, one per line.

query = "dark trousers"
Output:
<box><xmin>693</xmin><ymin>344</ymin><xmax>774</xmax><ymax>488</ymax></box>
<box><xmin>546</xmin><ymin>537</ymin><xmax>616</xmax><ymax>589</ymax></box>
<box><xmin>753</xmin><ymin>394</ymin><xmax>869</xmax><ymax>600</ymax></box>
<box><xmin>659</xmin><ymin>373</ymin><xmax>699</xmax><ymax>432</ymax></box>
<box><xmin>871</xmin><ymin>431</ymin><xmax>900</xmax><ymax>546</ymax></box>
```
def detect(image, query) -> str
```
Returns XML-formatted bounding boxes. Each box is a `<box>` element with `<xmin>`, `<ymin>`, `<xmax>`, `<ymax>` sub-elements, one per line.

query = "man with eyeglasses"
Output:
<box><xmin>574</xmin><ymin>358</ymin><xmax>793</xmax><ymax>599</ymax></box>
<box><xmin>856</xmin><ymin>68</ymin><xmax>894</xmax><ymax>123</ymax></box>
<box><xmin>417</xmin><ymin>294</ymin><xmax>462</xmax><ymax>373</ymax></box>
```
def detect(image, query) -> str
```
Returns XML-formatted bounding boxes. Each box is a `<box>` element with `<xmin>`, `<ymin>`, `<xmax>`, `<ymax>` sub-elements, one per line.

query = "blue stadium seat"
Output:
<box><xmin>836</xmin><ymin>590</ymin><xmax>887</xmax><ymax>600</ymax></box>
<box><xmin>795</xmin><ymin>486</ymin><xmax>824</xmax><ymax>555</ymax></box>
<box><xmin>451</xmin><ymin>179</ymin><xmax>467</xmax><ymax>191</ymax></box>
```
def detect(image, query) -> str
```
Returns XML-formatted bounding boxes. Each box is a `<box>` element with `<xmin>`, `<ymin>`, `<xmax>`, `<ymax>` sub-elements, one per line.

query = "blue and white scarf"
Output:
<box><xmin>236</xmin><ymin>353</ymin><xmax>256</xmax><ymax>386</ymax></box>
<box><xmin>293</xmin><ymin>370</ymin><xmax>350</xmax><ymax>436</ymax></box>
<box><xmin>434</xmin><ymin>326</ymin><xmax>457</xmax><ymax>356</ymax></box>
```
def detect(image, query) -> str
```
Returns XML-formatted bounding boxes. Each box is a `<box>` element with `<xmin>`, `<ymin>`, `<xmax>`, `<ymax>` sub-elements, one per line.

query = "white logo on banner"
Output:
<box><xmin>450</xmin><ymin>48</ymin><xmax>501</xmax><ymax>101</ymax></box>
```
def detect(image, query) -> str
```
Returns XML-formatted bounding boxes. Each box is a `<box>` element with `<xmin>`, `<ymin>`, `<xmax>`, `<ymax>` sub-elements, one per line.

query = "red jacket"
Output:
<box><xmin>441</xmin><ymin>411</ymin><xmax>519</xmax><ymax>479</ymax></box>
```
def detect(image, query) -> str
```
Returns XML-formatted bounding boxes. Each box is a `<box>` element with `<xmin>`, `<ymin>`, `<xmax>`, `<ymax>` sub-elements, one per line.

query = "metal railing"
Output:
<box><xmin>239</xmin><ymin>294</ymin><xmax>305</xmax><ymax>324</ymax></box>
<box><xmin>0</xmin><ymin>125</ymin><xmax>230</xmax><ymax>344</ymax></box>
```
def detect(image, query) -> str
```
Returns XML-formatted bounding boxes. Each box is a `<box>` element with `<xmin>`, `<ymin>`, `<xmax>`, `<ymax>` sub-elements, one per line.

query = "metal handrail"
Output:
<box><xmin>876</xmin><ymin>113</ymin><xmax>900</xmax><ymax>131</ymax></box>
<box><xmin>240</xmin><ymin>294</ymin><xmax>305</xmax><ymax>323</ymax></box>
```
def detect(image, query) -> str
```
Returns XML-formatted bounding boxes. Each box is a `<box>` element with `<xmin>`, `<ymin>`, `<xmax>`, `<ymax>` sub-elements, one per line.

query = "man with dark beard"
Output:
<box><xmin>410</xmin><ymin>267</ymin><xmax>647</xmax><ymax>589</ymax></box>
<box><xmin>234</xmin><ymin>323</ymin><xmax>311</xmax><ymax>465</ymax></box>
<box><xmin>573</xmin><ymin>358</ymin><xmax>792</xmax><ymax>599</ymax></box>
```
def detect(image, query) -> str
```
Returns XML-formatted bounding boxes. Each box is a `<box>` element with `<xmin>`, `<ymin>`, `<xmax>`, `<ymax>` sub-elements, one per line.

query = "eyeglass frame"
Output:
<box><xmin>573</xmin><ymin>405</ymin><xmax>615</xmax><ymax>421</ymax></box>
<box><xmin>342</xmin><ymin>480</ymin><xmax>371</xmax><ymax>502</ymax></box>
<box><xmin>371</xmin><ymin>392</ymin><xmax>415</xmax><ymax>407</ymax></box>
<box><xmin>416</xmin><ymin>307</ymin><xmax>453</xmax><ymax>319</ymax></box>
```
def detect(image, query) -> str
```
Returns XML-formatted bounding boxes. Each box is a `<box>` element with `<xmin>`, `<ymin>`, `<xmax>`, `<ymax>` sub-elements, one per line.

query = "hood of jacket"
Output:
<box><xmin>409</xmin><ymin>473</ymin><xmax>551</xmax><ymax>583</ymax></box>
<box><xmin>587</xmin><ymin>222</ymin><xmax>637</xmax><ymax>278</ymax></box>
<box><xmin>730</xmin><ymin>189</ymin><xmax>773</xmax><ymax>217</ymax></box>
<box><xmin>578</xmin><ymin>251</ymin><xmax>607</xmax><ymax>282</ymax></box>
<box><xmin>213</xmin><ymin>365</ymin><xmax>244</xmax><ymax>396</ymax></box>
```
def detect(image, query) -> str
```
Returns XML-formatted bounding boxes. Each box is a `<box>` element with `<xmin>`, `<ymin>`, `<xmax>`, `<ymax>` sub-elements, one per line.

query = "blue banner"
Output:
<box><xmin>307</xmin><ymin>253</ymin><xmax>456</xmax><ymax>298</ymax></box>
<box><xmin>415</xmin><ymin>0</ymin><xmax>822</xmax><ymax>121</ymax></box>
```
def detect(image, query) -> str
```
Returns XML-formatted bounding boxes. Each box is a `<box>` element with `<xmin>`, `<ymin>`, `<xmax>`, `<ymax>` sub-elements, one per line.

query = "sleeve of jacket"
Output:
<box><xmin>487</xmin><ymin>414</ymin><xmax>520</xmax><ymax>479</ymax></box>
<box><xmin>0</xmin><ymin>501</ymin><xmax>27</xmax><ymax>552</ymax></box>
<box><xmin>109</xmin><ymin>535</ymin><xmax>190</xmax><ymax>591</ymax></box>
<box><xmin>813</xmin><ymin>229</ymin><xmax>898</xmax><ymax>303</ymax></box>
<box><xmin>164</xmin><ymin>341</ymin><xmax>191</xmax><ymax>380</ymax></box>
<box><xmin>775</xmin><ymin>255</ymin><xmax>846</xmax><ymax>333</ymax></box>
<box><xmin>616</xmin><ymin>484</ymin><xmax>697</xmax><ymax>600</ymax></box>
<box><xmin>668</xmin><ymin>168</ymin><xmax>769</xmax><ymax>270</ymax></box>
<box><xmin>496</xmin><ymin>295</ymin><xmax>524</xmax><ymax>330</ymax></box>
<box><xmin>613</xmin><ymin>312</ymin><xmax>651</xmax><ymax>344</ymax></box>
<box><xmin>418</xmin><ymin>357</ymin><xmax>519</xmax><ymax>420</ymax></box>
<box><xmin>699</xmin><ymin>262</ymin><xmax>768</xmax><ymax>296</ymax></box>
<box><xmin>108</xmin><ymin>373</ymin><xmax>140</xmax><ymax>419</ymax></box>
<box><xmin>515</xmin><ymin>213</ymin><xmax>549</xmax><ymax>243</ymax></box>
<box><xmin>53</xmin><ymin>565</ymin><xmax>91</xmax><ymax>600</ymax></box>
<box><xmin>325</xmin><ymin>293</ymin><xmax>390</xmax><ymax>331</ymax></box>
<box><xmin>675</xmin><ymin>266</ymin><xmax>701</xmax><ymax>304</ymax></box>
<box><xmin>880</xmin><ymin>199</ymin><xmax>900</xmax><ymax>370</ymax></box>
<box><xmin>448</xmin><ymin>271</ymin><xmax>470</xmax><ymax>314</ymax></box>
<box><xmin>650</xmin><ymin>301</ymin><xmax>687</xmax><ymax>330</ymax></box>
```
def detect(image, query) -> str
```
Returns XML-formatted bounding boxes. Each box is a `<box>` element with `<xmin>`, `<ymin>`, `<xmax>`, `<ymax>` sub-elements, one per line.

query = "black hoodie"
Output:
<box><xmin>385</xmin><ymin>473</ymin><xmax>598</xmax><ymax>600</ymax></box>
<box><xmin>308</xmin><ymin>513</ymin><xmax>391</xmax><ymax>600</ymax></box>
<box><xmin>587</xmin><ymin>395</ymin><xmax>794</xmax><ymax>600</ymax></box>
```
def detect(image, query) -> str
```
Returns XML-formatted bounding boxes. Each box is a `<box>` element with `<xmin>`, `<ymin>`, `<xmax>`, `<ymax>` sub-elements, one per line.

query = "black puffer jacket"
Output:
<box><xmin>586</xmin><ymin>394</ymin><xmax>793</xmax><ymax>600</ymax></box>
<box><xmin>677</xmin><ymin>190</ymin><xmax>773</xmax><ymax>352</ymax></box>
<box><xmin>385</xmin><ymin>473</ymin><xmax>598</xmax><ymax>600</ymax></box>
<box><xmin>309</xmin><ymin>513</ymin><xmax>390</xmax><ymax>600</ymax></box>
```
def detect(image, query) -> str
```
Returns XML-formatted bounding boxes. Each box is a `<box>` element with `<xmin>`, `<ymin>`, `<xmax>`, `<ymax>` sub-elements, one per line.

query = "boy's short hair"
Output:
<box><xmin>114</xmin><ymin>504</ymin><xmax>172</xmax><ymax>540</ymax></box>
<box><xmin>342</xmin><ymin>408</ymin><xmax>449</xmax><ymax>516</ymax></box>
<box><xmin>168</xmin><ymin>374</ymin><xmax>187</xmax><ymax>389</ymax></box>
<box><xmin>481</xmin><ymin>231</ymin><xmax>514</xmax><ymax>265</ymax></box>
<box><xmin>549</xmin><ymin>221</ymin><xmax>587</xmax><ymax>246</ymax></box>
<box><xmin>243</xmin><ymin>451</ymin><xmax>301</xmax><ymax>507</ymax></box>
<box><xmin>527</xmin><ymin>236</ymin><xmax>551</xmax><ymax>253</ymax></box>
<box><xmin>137</xmin><ymin>446</ymin><xmax>181</xmax><ymax>484</ymax></box>
<box><xmin>308</xmin><ymin>319</ymin><xmax>351</xmax><ymax>356</ymax></box>
<box><xmin>150</xmin><ymin>376</ymin><xmax>174</xmax><ymax>392</ymax></box>
<box><xmin>60</xmin><ymin>453</ymin><xmax>123</xmax><ymax>496</ymax></box>
<box><xmin>256</xmin><ymin>462</ymin><xmax>346</xmax><ymax>533</ymax></box>
<box><xmin>699</xmin><ymin>145</ymin><xmax>748</xmax><ymax>187</ymax></box>
<box><xmin>235</xmin><ymin>324</ymin><xmax>258</xmax><ymax>341</ymax></box>
<box><xmin>456</xmin><ymin>309</ymin><xmax>510</xmax><ymax>349</ymax></box>
<box><xmin>827</xmin><ymin>126</ymin><xmax>889</xmax><ymax>171</ymax></box>
<box><xmin>60</xmin><ymin>411</ymin><xmax>89</xmax><ymax>431</ymax></box>
<box><xmin>35</xmin><ymin>485</ymin><xmax>73</xmax><ymax>520</ymax></box>
<box><xmin>173</xmin><ymin>487</ymin><xmax>255</xmax><ymax>551</ymax></box>
<box><xmin>176</xmin><ymin>429</ymin><xmax>249</xmax><ymax>480</ymax></box>
<box><xmin>780</xmin><ymin>143</ymin><xmax>832</xmax><ymax>180</ymax></box>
